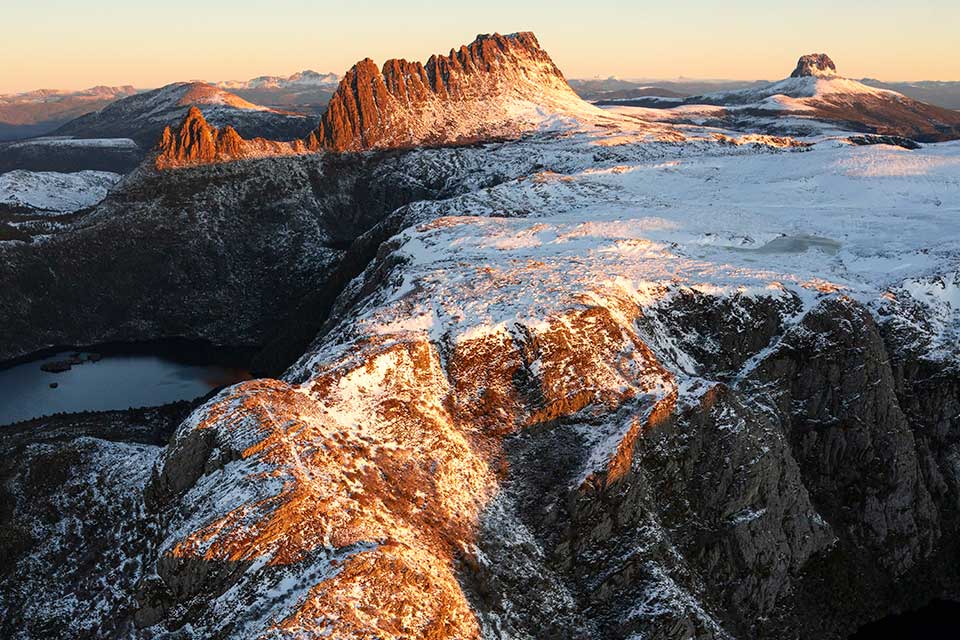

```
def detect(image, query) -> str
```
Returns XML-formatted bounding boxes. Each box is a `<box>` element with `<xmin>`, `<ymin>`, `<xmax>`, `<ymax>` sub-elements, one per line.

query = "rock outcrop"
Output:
<box><xmin>312</xmin><ymin>32</ymin><xmax>598</xmax><ymax>152</ymax></box>
<box><xmin>154</xmin><ymin>107</ymin><xmax>309</xmax><ymax>169</ymax></box>
<box><xmin>790</xmin><ymin>53</ymin><xmax>838</xmax><ymax>78</ymax></box>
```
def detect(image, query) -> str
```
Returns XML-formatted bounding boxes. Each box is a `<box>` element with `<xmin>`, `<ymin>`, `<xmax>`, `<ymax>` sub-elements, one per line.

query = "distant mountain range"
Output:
<box><xmin>595</xmin><ymin>54</ymin><xmax>960</xmax><ymax>142</ymax></box>
<box><xmin>214</xmin><ymin>70</ymin><xmax>340</xmax><ymax>112</ymax></box>
<box><xmin>0</xmin><ymin>70</ymin><xmax>340</xmax><ymax>143</ymax></box>
<box><xmin>3</xmin><ymin>66</ymin><xmax>957</xmax><ymax>147</ymax></box>
<box><xmin>859</xmin><ymin>79</ymin><xmax>960</xmax><ymax>110</ymax></box>
<box><xmin>0</xmin><ymin>86</ymin><xmax>137</xmax><ymax>141</ymax></box>
<box><xmin>215</xmin><ymin>70</ymin><xmax>340</xmax><ymax>90</ymax></box>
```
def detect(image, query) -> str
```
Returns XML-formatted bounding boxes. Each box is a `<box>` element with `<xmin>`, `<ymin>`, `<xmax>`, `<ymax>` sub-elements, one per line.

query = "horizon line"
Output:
<box><xmin>5</xmin><ymin>71</ymin><xmax>960</xmax><ymax>97</ymax></box>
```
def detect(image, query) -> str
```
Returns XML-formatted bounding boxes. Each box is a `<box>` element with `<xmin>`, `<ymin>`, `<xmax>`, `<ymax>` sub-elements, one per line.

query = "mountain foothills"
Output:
<box><xmin>2</xmin><ymin>32</ymin><xmax>960</xmax><ymax>640</ymax></box>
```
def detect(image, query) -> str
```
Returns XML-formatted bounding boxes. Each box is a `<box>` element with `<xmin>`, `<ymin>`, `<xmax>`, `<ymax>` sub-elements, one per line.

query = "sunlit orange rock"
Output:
<box><xmin>153</xmin><ymin>106</ymin><xmax>309</xmax><ymax>169</ymax></box>
<box><xmin>313</xmin><ymin>32</ymin><xmax>586</xmax><ymax>152</ymax></box>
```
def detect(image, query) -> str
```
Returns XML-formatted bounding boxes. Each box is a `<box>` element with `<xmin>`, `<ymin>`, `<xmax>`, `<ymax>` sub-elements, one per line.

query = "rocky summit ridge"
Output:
<box><xmin>312</xmin><ymin>31</ymin><xmax>594</xmax><ymax>152</ymax></box>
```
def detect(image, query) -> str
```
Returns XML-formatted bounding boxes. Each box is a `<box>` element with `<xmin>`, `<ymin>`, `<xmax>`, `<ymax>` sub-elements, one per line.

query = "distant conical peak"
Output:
<box><xmin>791</xmin><ymin>53</ymin><xmax>838</xmax><ymax>78</ymax></box>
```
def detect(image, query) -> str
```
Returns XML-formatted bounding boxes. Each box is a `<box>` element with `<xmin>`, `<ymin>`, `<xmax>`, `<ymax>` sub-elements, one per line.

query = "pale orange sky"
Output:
<box><xmin>2</xmin><ymin>0</ymin><xmax>959</xmax><ymax>93</ymax></box>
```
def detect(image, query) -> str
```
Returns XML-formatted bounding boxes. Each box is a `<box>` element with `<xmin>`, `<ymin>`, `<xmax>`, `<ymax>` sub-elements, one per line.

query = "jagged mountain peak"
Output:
<box><xmin>313</xmin><ymin>30</ymin><xmax>598</xmax><ymax>152</ymax></box>
<box><xmin>154</xmin><ymin>105</ymin><xmax>307</xmax><ymax>169</ymax></box>
<box><xmin>790</xmin><ymin>53</ymin><xmax>838</xmax><ymax>78</ymax></box>
<box><xmin>155</xmin><ymin>106</ymin><xmax>232</xmax><ymax>168</ymax></box>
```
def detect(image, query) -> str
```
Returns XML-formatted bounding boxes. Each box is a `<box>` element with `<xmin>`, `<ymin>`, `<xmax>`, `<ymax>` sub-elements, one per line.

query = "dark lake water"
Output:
<box><xmin>0</xmin><ymin>344</ymin><xmax>252</xmax><ymax>426</ymax></box>
<box><xmin>849</xmin><ymin>599</ymin><xmax>960</xmax><ymax>638</ymax></box>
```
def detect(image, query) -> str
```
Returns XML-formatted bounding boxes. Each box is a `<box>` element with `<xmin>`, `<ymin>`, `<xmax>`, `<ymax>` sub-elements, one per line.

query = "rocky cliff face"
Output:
<box><xmin>312</xmin><ymin>32</ymin><xmax>598</xmax><ymax>152</ymax></box>
<box><xmin>152</xmin><ymin>33</ymin><xmax>597</xmax><ymax>168</ymax></box>
<box><xmin>0</xmin><ymin>131</ymin><xmax>558</xmax><ymax>364</ymax></box>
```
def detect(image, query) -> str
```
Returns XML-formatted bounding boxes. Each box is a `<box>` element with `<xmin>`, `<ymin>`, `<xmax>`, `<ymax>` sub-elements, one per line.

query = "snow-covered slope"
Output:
<box><xmin>701</xmin><ymin>73</ymin><xmax>899</xmax><ymax>105</ymax></box>
<box><xmin>0</xmin><ymin>169</ymin><xmax>121</xmax><ymax>213</ymax></box>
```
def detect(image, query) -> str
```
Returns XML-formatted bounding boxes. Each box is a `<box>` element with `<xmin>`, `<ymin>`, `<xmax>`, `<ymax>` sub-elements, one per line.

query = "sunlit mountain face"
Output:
<box><xmin>2</xmin><ymin>26</ymin><xmax>959</xmax><ymax>640</ymax></box>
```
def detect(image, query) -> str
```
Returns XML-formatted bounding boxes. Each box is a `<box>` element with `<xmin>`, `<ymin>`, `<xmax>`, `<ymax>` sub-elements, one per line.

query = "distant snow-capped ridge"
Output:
<box><xmin>136</xmin><ymin>82</ymin><xmax>275</xmax><ymax>114</ymax></box>
<box><xmin>216</xmin><ymin>70</ymin><xmax>340</xmax><ymax>90</ymax></box>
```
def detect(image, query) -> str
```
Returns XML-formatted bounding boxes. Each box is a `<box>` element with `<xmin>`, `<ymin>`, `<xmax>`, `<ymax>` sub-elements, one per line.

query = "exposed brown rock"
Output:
<box><xmin>314</xmin><ymin>32</ymin><xmax>583</xmax><ymax>152</ymax></box>
<box><xmin>153</xmin><ymin>107</ymin><xmax>308</xmax><ymax>169</ymax></box>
